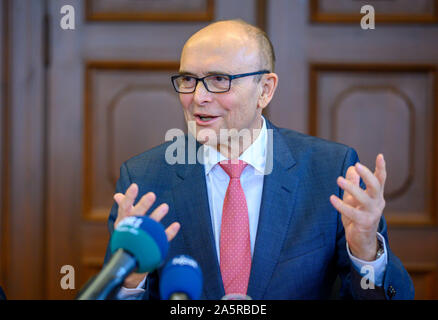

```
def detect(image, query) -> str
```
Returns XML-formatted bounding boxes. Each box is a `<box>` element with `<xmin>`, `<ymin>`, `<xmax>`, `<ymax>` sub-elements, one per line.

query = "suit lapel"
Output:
<box><xmin>171</xmin><ymin>145</ymin><xmax>225</xmax><ymax>299</ymax></box>
<box><xmin>169</xmin><ymin>125</ymin><xmax>300</xmax><ymax>300</ymax></box>
<box><xmin>247</xmin><ymin>122</ymin><xmax>300</xmax><ymax>300</ymax></box>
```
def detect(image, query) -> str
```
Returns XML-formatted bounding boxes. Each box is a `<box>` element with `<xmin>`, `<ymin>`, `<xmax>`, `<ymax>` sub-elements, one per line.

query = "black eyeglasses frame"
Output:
<box><xmin>171</xmin><ymin>70</ymin><xmax>270</xmax><ymax>94</ymax></box>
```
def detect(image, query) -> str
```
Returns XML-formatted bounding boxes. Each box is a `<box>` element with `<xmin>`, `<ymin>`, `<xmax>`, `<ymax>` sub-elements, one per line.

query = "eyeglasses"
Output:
<box><xmin>171</xmin><ymin>70</ymin><xmax>270</xmax><ymax>94</ymax></box>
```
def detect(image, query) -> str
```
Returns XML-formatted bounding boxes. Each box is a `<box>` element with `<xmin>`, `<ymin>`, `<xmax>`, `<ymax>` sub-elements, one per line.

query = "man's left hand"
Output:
<box><xmin>330</xmin><ymin>154</ymin><xmax>387</xmax><ymax>261</ymax></box>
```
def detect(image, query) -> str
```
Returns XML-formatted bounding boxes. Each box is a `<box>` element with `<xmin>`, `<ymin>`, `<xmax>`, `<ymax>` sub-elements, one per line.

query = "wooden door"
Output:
<box><xmin>267</xmin><ymin>0</ymin><xmax>438</xmax><ymax>299</ymax></box>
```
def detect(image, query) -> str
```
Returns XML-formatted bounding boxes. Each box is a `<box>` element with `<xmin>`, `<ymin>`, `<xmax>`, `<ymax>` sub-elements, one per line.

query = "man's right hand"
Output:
<box><xmin>113</xmin><ymin>183</ymin><xmax>180</xmax><ymax>289</ymax></box>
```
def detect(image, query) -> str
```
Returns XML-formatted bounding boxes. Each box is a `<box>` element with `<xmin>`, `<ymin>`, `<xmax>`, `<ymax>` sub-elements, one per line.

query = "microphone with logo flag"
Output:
<box><xmin>159</xmin><ymin>255</ymin><xmax>203</xmax><ymax>300</ymax></box>
<box><xmin>77</xmin><ymin>215</ymin><xmax>169</xmax><ymax>300</ymax></box>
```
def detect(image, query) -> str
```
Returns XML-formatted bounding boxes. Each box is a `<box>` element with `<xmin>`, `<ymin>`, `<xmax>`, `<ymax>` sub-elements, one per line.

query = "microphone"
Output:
<box><xmin>159</xmin><ymin>255</ymin><xmax>203</xmax><ymax>300</ymax></box>
<box><xmin>77</xmin><ymin>215</ymin><xmax>169</xmax><ymax>300</ymax></box>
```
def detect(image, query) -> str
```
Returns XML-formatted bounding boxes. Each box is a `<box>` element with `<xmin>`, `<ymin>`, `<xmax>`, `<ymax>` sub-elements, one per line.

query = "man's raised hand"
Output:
<box><xmin>330</xmin><ymin>154</ymin><xmax>386</xmax><ymax>261</ymax></box>
<box><xmin>113</xmin><ymin>183</ymin><xmax>180</xmax><ymax>288</ymax></box>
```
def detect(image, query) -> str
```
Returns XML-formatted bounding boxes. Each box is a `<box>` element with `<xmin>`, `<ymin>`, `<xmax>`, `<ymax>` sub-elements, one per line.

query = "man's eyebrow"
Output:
<box><xmin>205</xmin><ymin>71</ymin><xmax>232</xmax><ymax>76</ymax></box>
<box><xmin>178</xmin><ymin>70</ymin><xmax>232</xmax><ymax>76</ymax></box>
<box><xmin>178</xmin><ymin>70</ymin><xmax>197</xmax><ymax>76</ymax></box>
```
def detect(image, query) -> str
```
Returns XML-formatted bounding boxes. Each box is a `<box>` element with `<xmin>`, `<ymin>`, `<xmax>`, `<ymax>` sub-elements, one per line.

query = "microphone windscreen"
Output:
<box><xmin>110</xmin><ymin>216</ymin><xmax>169</xmax><ymax>273</ymax></box>
<box><xmin>160</xmin><ymin>255</ymin><xmax>203</xmax><ymax>300</ymax></box>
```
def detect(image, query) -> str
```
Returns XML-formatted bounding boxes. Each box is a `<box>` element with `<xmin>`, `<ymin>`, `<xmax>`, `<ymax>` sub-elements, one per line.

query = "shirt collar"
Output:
<box><xmin>202</xmin><ymin>116</ymin><xmax>267</xmax><ymax>175</ymax></box>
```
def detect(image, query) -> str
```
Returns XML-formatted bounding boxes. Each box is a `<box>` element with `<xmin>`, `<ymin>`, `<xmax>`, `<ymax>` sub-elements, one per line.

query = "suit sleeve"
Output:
<box><xmin>335</xmin><ymin>147</ymin><xmax>415</xmax><ymax>300</ymax></box>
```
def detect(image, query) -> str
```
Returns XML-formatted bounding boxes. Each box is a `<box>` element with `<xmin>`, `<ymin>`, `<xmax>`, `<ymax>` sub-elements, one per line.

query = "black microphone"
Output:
<box><xmin>76</xmin><ymin>216</ymin><xmax>169</xmax><ymax>300</ymax></box>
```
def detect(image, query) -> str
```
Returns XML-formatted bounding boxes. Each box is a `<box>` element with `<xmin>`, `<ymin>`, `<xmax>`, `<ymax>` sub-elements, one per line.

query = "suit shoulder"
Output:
<box><xmin>273</xmin><ymin>126</ymin><xmax>360</xmax><ymax>169</ymax></box>
<box><xmin>273</xmin><ymin>126</ymin><xmax>360</xmax><ymax>184</ymax></box>
<box><xmin>125</xmin><ymin>141</ymin><xmax>173</xmax><ymax>165</ymax></box>
<box><xmin>276</xmin><ymin>127</ymin><xmax>352</xmax><ymax>155</ymax></box>
<box><xmin>121</xmin><ymin>140</ymin><xmax>176</xmax><ymax>179</ymax></box>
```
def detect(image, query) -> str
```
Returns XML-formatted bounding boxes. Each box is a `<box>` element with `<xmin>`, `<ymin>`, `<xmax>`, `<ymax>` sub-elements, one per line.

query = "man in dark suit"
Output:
<box><xmin>104</xmin><ymin>19</ymin><xmax>414</xmax><ymax>299</ymax></box>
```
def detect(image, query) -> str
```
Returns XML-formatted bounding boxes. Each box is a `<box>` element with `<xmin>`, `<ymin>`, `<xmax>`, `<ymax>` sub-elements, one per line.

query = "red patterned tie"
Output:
<box><xmin>219</xmin><ymin>160</ymin><xmax>251</xmax><ymax>295</ymax></box>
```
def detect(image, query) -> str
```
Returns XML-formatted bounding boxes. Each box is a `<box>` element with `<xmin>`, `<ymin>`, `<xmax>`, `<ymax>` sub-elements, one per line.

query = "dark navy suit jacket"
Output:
<box><xmin>104</xmin><ymin>121</ymin><xmax>414</xmax><ymax>300</ymax></box>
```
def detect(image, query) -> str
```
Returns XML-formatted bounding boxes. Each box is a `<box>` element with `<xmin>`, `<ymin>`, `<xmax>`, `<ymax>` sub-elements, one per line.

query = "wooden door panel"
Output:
<box><xmin>84</xmin><ymin>61</ymin><xmax>183</xmax><ymax>222</ymax></box>
<box><xmin>309</xmin><ymin>64</ymin><xmax>437</xmax><ymax>226</ymax></box>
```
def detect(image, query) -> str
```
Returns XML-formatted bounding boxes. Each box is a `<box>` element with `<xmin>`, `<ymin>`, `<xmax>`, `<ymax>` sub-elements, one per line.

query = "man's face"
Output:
<box><xmin>178</xmin><ymin>31</ymin><xmax>264</xmax><ymax>147</ymax></box>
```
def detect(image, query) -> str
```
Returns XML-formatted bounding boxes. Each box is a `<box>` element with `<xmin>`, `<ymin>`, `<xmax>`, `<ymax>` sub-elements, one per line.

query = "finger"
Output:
<box><xmin>130</xmin><ymin>192</ymin><xmax>156</xmax><ymax>217</ymax></box>
<box><xmin>343</xmin><ymin>166</ymin><xmax>360</xmax><ymax>203</ymax></box>
<box><xmin>330</xmin><ymin>194</ymin><xmax>364</xmax><ymax>223</ymax></box>
<box><xmin>149</xmin><ymin>203</ymin><xmax>169</xmax><ymax>222</ymax></box>
<box><xmin>374</xmin><ymin>154</ymin><xmax>387</xmax><ymax>191</ymax></box>
<box><xmin>119</xmin><ymin>183</ymin><xmax>138</xmax><ymax>215</ymax></box>
<box><xmin>113</xmin><ymin>193</ymin><xmax>124</xmax><ymax>205</ymax></box>
<box><xmin>345</xmin><ymin>166</ymin><xmax>360</xmax><ymax>186</ymax></box>
<box><xmin>165</xmin><ymin>222</ymin><xmax>181</xmax><ymax>242</ymax></box>
<box><xmin>337</xmin><ymin>176</ymin><xmax>371</xmax><ymax>206</ymax></box>
<box><xmin>354</xmin><ymin>162</ymin><xmax>381</xmax><ymax>198</ymax></box>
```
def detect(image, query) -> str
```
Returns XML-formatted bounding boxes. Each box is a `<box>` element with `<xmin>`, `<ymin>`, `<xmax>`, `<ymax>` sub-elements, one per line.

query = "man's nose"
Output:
<box><xmin>193</xmin><ymin>80</ymin><xmax>212</xmax><ymax>104</ymax></box>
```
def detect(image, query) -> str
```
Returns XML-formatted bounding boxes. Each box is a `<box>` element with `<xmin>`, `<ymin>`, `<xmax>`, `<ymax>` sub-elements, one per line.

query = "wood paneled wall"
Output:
<box><xmin>1</xmin><ymin>0</ymin><xmax>438</xmax><ymax>300</ymax></box>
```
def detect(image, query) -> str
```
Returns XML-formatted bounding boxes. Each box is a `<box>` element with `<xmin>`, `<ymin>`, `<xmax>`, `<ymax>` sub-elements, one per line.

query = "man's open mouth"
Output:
<box><xmin>195</xmin><ymin>114</ymin><xmax>219</xmax><ymax>122</ymax></box>
<box><xmin>199</xmin><ymin>116</ymin><xmax>215</xmax><ymax>121</ymax></box>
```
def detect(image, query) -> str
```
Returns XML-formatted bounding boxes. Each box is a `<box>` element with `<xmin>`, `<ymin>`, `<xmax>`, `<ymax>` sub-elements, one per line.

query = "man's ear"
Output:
<box><xmin>258</xmin><ymin>72</ymin><xmax>278</xmax><ymax>110</ymax></box>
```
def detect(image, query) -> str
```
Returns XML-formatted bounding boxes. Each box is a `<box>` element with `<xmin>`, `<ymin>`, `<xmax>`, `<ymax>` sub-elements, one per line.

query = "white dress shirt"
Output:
<box><xmin>202</xmin><ymin>116</ymin><xmax>268</xmax><ymax>261</ymax></box>
<box><xmin>117</xmin><ymin>116</ymin><xmax>387</xmax><ymax>299</ymax></box>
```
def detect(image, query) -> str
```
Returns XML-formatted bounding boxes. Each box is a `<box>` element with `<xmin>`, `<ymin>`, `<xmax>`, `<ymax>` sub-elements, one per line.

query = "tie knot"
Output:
<box><xmin>219</xmin><ymin>160</ymin><xmax>247</xmax><ymax>179</ymax></box>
